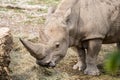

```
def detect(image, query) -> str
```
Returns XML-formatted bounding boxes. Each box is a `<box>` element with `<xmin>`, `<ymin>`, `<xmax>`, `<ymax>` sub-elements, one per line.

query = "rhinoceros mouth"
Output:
<box><xmin>36</xmin><ymin>60</ymin><xmax>56</xmax><ymax>68</ymax></box>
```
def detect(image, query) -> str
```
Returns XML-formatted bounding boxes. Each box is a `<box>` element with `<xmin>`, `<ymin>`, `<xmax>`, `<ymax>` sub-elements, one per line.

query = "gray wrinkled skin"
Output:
<box><xmin>20</xmin><ymin>0</ymin><xmax>120</xmax><ymax>75</ymax></box>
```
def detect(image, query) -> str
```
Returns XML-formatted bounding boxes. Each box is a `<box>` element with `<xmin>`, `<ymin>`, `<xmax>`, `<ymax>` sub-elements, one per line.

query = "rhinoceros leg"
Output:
<box><xmin>84</xmin><ymin>39</ymin><xmax>102</xmax><ymax>75</ymax></box>
<box><xmin>73</xmin><ymin>47</ymin><xmax>86</xmax><ymax>71</ymax></box>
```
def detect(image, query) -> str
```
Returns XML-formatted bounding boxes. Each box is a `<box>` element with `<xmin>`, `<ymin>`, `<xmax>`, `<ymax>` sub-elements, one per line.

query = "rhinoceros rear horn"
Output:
<box><xmin>19</xmin><ymin>38</ymin><xmax>44</xmax><ymax>59</ymax></box>
<box><xmin>39</xmin><ymin>28</ymin><xmax>48</xmax><ymax>43</ymax></box>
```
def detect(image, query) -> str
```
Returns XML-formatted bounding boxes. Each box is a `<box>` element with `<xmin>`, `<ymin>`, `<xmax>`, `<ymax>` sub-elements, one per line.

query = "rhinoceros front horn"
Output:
<box><xmin>19</xmin><ymin>38</ymin><xmax>45</xmax><ymax>59</ymax></box>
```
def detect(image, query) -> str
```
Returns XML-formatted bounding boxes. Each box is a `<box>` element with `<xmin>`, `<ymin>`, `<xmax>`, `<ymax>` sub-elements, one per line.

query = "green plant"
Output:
<box><xmin>104</xmin><ymin>50</ymin><xmax>120</xmax><ymax>74</ymax></box>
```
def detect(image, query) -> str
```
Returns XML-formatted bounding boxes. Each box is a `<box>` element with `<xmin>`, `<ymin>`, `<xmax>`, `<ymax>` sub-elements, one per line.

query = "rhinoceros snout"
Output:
<box><xmin>36</xmin><ymin>60</ymin><xmax>56</xmax><ymax>68</ymax></box>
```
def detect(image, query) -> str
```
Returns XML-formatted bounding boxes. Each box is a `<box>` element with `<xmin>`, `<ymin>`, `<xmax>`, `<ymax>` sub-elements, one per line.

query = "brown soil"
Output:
<box><xmin>0</xmin><ymin>0</ymin><xmax>120</xmax><ymax>80</ymax></box>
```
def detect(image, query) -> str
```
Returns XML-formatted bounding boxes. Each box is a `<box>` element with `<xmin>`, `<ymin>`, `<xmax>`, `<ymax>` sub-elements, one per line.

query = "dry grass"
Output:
<box><xmin>0</xmin><ymin>0</ymin><xmax>120</xmax><ymax>80</ymax></box>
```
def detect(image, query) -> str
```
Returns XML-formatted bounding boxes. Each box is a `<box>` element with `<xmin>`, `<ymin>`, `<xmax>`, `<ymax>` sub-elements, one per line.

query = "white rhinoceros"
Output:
<box><xmin>20</xmin><ymin>0</ymin><xmax>120</xmax><ymax>75</ymax></box>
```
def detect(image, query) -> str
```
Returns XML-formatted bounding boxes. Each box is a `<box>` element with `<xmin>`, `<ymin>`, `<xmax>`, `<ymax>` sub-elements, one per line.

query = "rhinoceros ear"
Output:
<box><xmin>19</xmin><ymin>38</ymin><xmax>45</xmax><ymax>59</ymax></box>
<box><xmin>64</xmin><ymin>8</ymin><xmax>71</xmax><ymax>21</ymax></box>
<box><xmin>62</xmin><ymin>8</ymin><xmax>71</xmax><ymax>25</ymax></box>
<box><xmin>48</xmin><ymin>6</ymin><xmax>56</xmax><ymax>15</ymax></box>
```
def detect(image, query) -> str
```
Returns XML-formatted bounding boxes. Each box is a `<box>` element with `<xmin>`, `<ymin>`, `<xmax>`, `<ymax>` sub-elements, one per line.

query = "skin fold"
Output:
<box><xmin>20</xmin><ymin>0</ymin><xmax>120</xmax><ymax>75</ymax></box>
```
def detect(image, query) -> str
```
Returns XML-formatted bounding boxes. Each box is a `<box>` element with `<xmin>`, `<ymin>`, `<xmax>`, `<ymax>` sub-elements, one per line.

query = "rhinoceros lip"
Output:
<box><xmin>36</xmin><ymin>60</ymin><xmax>56</xmax><ymax>68</ymax></box>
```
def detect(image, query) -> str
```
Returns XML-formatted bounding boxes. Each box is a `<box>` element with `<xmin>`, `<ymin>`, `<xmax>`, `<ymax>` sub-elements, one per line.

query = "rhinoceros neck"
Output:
<box><xmin>68</xmin><ymin>14</ymin><xmax>81</xmax><ymax>47</ymax></box>
<box><xmin>68</xmin><ymin>24</ymin><xmax>81</xmax><ymax>47</ymax></box>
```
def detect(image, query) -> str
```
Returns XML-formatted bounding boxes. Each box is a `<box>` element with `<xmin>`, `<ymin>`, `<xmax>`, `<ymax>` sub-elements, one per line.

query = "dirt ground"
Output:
<box><xmin>0</xmin><ymin>0</ymin><xmax>120</xmax><ymax>80</ymax></box>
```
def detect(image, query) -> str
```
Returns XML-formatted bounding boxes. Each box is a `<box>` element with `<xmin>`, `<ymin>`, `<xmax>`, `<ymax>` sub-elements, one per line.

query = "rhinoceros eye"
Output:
<box><xmin>55</xmin><ymin>43</ymin><xmax>60</xmax><ymax>48</ymax></box>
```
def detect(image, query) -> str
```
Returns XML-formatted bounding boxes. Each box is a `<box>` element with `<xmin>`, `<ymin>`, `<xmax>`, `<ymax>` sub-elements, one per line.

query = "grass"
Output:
<box><xmin>27</xmin><ymin>0</ymin><xmax>60</xmax><ymax>5</ymax></box>
<box><xmin>0</xmin><ymin>0</ymin><xmax>120</xmax><ymax>80</ymax></box>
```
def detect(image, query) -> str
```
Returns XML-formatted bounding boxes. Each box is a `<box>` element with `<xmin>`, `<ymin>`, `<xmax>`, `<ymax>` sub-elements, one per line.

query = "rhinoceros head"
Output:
<box><xmin>20</xmin><ymin>7</ymin><xmax>71</xmax><ymax>68</ymax></box>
